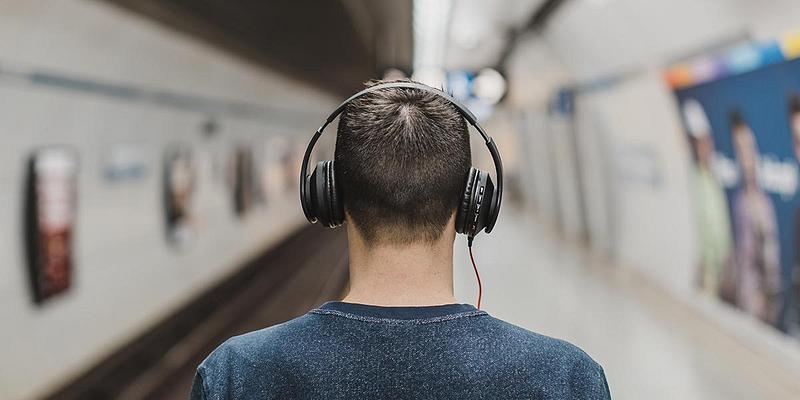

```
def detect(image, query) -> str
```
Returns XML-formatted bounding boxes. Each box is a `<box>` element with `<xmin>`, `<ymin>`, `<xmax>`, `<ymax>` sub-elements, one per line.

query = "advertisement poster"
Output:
<box><xmin>24</xmin><ymin>147</ymin><xmax>79</xmax><ymax>304</ymax></box>
<box><xmin>283</xmin><ymin>141</ymin><xmax>304</xmax><ymax>195</ymax></box>
<box><xmin>228</xmin><ymin>145</ymin><xmax>256</xmax><ymax>217</ymax></box>
<box><xmin>669</xmin><ymin>40</ymin><xmax>800</xmax><ymax>335</ymax></box>
<box><xmin>163</xmin><ymin>145</ymin><xmax>197</xmax><ymax>247</ymax></box>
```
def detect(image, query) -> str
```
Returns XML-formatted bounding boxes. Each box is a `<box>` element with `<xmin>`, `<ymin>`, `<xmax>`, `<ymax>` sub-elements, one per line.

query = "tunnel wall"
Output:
<box><xmin>0</xmin><ymin>1</ymin><xmax>336</xmax><ymax>399</ymax></box>
<box><xmin>506</xmin><ymin>0</ymin><xmax>800</xmax><ymax>369</ymax></box>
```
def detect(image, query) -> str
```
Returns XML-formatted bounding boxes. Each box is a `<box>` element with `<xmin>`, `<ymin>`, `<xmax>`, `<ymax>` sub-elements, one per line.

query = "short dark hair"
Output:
<box><xmin>729</xmin><ymin>109</ymin><xmax>747</xmax><ymax>132</ymax></box>
<box><xmin>789</xmin><ymin>93</ymin><xmax>800</xmax><ymax>116</ymax></box>
<box><xmin>790</xmin><ymin>93</ymin><xmax>800</xmax><ymax>147</ymax></box>
<box><xmin>334</xmin><ymin>80</ymin><xmax>471</xmax><ymax>245</ymax></box>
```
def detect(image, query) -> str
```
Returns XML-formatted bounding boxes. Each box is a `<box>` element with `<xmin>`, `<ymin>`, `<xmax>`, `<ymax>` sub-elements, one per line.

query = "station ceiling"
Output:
<box><xmin>445</xmin><ymin>0</ymin><xmax>544</xmax><ymax>70</ymax></box>
<box><xmin>103</xmin><ymin>0</ymin><xmax>414</xmax><ymax>96</ymax></box>
<box><xmin>102</xmin><ymin>0</ymin><xmax>567</xmax><ymax>95</ymax></box>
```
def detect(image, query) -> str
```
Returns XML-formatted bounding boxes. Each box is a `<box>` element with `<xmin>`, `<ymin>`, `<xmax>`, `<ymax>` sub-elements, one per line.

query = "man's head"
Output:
<box><xmin>729</xmin><ymin>109</ymin><xmax>758</xmax><ymax>184</ymax></box>
<box><xmin>334</xmin><ymin>80</ymin><xmax>471</xmax><ymax>246</ymax></box>
<box><xmin>789</xmin><ymin>93</ymin><xmax>800</xmax><ymax>161</ymax></box>
<box><xmin>681</xmin><ymin>99</ymin><xmax>715</xmax><ymax>167</ymax></box>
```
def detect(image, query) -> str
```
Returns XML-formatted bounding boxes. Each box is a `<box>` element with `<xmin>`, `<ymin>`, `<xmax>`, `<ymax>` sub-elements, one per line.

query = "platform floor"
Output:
<box><xmin>453</xmin><ymin>208</ymin><xmax>800</xmax><ymax>400</ymax></box>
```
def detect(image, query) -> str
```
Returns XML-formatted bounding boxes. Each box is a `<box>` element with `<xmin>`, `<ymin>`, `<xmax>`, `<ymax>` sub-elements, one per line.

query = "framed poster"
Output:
<box><xmin>24</xmin><ymin>147</ymin><xmax>79</xmax><ymax>304</ymax></box>
<box><xmin>668</xmin><ymin>37</ymin><xmax>800</xmax><ymax>335</ymax></box>
<box><xmin>228</xmin><ymin>145</ymin><xmax>256</xmax><ymax>217</ymax></box>
<box><xmin>163</xmin><ymin>145</ymin><xmax>197</xmax><ymax>247</ymax></box>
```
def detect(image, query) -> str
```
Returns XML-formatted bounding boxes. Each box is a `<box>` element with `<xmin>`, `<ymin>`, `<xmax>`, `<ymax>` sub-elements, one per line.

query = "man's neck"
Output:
<box><xmin>342</xmin><ymin>223</ymin><xmax>458</xmax><ymax>307</ymax></box>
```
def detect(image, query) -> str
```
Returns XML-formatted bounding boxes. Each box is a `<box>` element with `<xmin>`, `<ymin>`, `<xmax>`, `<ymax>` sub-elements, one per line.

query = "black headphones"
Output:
<box><xmin>299</xmin><ymin>81</ymin><xmax>503</xmax><ymax>240</ymax></box>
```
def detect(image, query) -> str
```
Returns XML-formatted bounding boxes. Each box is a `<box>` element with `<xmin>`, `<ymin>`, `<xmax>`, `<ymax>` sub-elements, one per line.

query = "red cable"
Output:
<box><xmin>468</xmin><ymin>245</ymin><xmax>482</xmax><ymax>309</ymax></box>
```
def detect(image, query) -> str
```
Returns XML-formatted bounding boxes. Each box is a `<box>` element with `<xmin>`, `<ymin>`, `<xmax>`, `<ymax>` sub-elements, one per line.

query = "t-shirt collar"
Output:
<box><xmin>317</xmin><ymin>301</ymin><xmax>478</xmax><ymax>320</ymax></box>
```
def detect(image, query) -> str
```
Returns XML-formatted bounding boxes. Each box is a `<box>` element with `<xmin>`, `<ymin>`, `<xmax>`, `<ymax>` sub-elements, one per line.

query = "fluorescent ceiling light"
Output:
<box><xmin>413</xmin><ymin>0</ymin><xmax>453</xmax><ymax>79</ymax></box>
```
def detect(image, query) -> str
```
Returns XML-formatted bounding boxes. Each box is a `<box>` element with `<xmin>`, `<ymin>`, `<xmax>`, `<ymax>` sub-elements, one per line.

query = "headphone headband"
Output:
<box><xmin>300</xmin><ymin>81</ymin><xmax>503</xmax><ymax>232</ymax></box>
<box><xmin>327</xmin><ymin>82</ymin><xmax>478</xmax><ymax>128</ymax></box>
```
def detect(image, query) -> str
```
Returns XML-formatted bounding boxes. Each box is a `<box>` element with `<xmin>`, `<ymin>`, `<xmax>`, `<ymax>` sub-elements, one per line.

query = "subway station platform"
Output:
<box><xmin>6</xmin><ymin>1</ymin><xmax>800</xmax><ymax>399</ymax></box>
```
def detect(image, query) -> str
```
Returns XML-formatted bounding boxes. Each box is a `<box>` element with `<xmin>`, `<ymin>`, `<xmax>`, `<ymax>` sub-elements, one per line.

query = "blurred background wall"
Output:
<box><xmin>0</xmin><ymin>2</ymin><xmax>341</xmax><ymax>399</ymax></box>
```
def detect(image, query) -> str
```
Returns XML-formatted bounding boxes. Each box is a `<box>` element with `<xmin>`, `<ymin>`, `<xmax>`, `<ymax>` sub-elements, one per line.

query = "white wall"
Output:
<box><xmin>0</xmin><ymin>2</ymin><xmax>336</xmax><ymax>399</ymax></box>
<box><xmin>574</xmin><ymin>73</ymin><xmax>696</xmax><ymax>295</ymax></box>
<box><xmin>515</xmin><ymin>108</ymin><xmax>560</xmax><ymax>222</ymax></box>
<box><xmin>506</xmin><ymin>36</ymin><xmax>570</xmax><ymax>227</ymax></box>
<box><xmin>508</xmin><ymin>0</ymin><xmax>800</xmax><ymax>291</ymax></box>
<box><xmin>571</xmin><ymin>93</ymin><xmax>617</xmax><ymax>255</ymax></box>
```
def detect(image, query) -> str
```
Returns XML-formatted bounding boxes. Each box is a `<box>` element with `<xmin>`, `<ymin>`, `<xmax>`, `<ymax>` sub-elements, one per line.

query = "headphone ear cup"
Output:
<box><xmin>326</xmin><ymin>161</ymin><xmax>344</xmax><ymax>227</ymax></box>
<box><xmin>302</xmin><ymin>165</ymin><xmax>317</xmax><ymax>223</ymax></box>
<box><xmin>473</xmin><ymin>172</ymin><xmax>494</xmax><ymax>236</ymax></box>
<box><xmin>484</xmin><ymin>173</ymin><xmax>500</xmax><ymax>233</ymax></box>
<box><xmin>310</xmin><ymin>161</ymin><xmax>332</xmax><ymax>227</ymax></box>
<box><xmin>456</xmin><ymin>168</ymin><xmax>494</xmax><ymax>237</ymax></box>
<box><xmin>455</xmin><ymin>168</ymin><xmax>478</xmax><ymax>234</ymax></box>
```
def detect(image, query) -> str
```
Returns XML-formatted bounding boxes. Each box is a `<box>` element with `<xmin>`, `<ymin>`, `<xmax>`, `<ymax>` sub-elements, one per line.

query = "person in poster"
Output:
<box><xmin>263</xmin><ymin>137</ymin><xmax>287</xmax><ymax>202</ymax></box>
<box><xmin>163</xmin><ymin>146</ymin><xmax>197</xmax><ymax>246</ymax></box>
<box><xmin>282</xmin><ymin>141</ymin><xmax>303</xmax><ymax>194</ymax></box>
<box><xmin>231</xmin><ymin>146</ymin><xmax>255</xmax><ymax>216</ymax></box>
<box><xmin>681</xmin><ymin>99</ymin><xmax>735</xmax><ymax>300</ymax></box>
<box><xmin>729</xmin><ymin>109</ymin><xmax>782</xmax><ymax>325</ymax></box>
<box><xmin>789</xmin><ymin>93</ymin><xmax>800</xmax><ymax>329</ymax></box>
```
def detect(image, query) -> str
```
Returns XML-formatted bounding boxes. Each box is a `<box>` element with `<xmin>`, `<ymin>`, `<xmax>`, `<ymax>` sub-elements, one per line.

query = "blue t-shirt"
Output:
<box><xmin>191</xmin><ymin>302</ymin><xmax>611</xmax><ymax>399</ymax></box>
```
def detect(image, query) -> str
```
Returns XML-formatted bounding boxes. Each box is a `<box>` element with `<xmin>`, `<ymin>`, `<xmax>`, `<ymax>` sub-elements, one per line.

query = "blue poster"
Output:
<box><xmin>674</xmin><ymin>56</ymin><xmax>800</xmax><ymax>335</ymax></box>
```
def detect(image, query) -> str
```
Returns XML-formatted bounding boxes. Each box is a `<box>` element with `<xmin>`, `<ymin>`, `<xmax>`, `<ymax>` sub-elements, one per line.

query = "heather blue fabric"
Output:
<box><xmin>191</xmin><ymin>302</ymin><xmax>611</xmax><ymax>399</ymax></box>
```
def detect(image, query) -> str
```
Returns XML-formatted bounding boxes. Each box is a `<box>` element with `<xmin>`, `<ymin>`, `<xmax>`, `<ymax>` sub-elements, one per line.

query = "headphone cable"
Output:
<box><xmin>467</xmin><ymin>238</ymin><xmax>482</xmax><ymax>309</ymax></box>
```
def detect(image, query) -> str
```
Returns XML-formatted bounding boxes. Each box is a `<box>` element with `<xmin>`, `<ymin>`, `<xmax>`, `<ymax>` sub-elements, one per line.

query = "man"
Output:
<box><xmin>788</xmin><ymin>94</ymin><xmax>800</xmax><ymax>330</ymax></box>
<box><xmin>190</xmin><ymin>81</ymin><xmax>610</xmax><ymax>399</ymax></box>
<box><xmin>681</xmin><ymin>99</ymin><xmax>734</xmax><ymax>300</ymax></box>
<box><xmin>729</xmin><ymin>110</ymin><xmax>781</xmax><ymax>325</ymax></box>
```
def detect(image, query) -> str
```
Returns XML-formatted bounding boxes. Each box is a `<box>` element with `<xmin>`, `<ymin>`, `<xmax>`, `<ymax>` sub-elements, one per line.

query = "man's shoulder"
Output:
<box><xmin>193</xmin><ymin>313</ymin><xmax>320</xmax><ymax>399</ymax></box>
<box><xmin>484</xmin><ymin>316</ymin><xmax>604</xmax><ymax>371</ymax></box>
<box><xmin>199</xmin><ymin>313</ymin><xmax>317</xmax><ymax>372</ymax></box>
<box><xmin>484</xmin><ymin>316</ymin><xmax>609</xmax><ymax>397</ymax></box>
